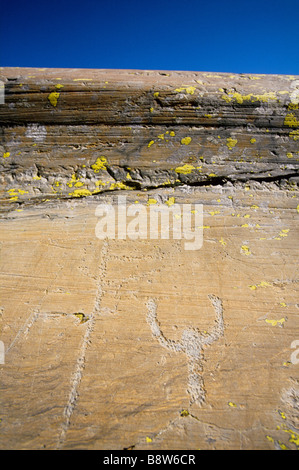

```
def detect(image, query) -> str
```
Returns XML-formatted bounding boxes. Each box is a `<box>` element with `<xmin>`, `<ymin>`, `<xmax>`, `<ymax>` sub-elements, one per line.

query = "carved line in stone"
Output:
<box><xmin>57</xmin><ymin>238</ymin><xmax>109</xmax><ymax>449</ymax></box>
<box><xmin>146</xmin><ymin>294</ymin><xmax>224</xmax><ymax>407</ymax></box>
<box><xmin>4</xmin><ymin>238</ymin><xmax>110</xmax><ymax>449</ymax></box>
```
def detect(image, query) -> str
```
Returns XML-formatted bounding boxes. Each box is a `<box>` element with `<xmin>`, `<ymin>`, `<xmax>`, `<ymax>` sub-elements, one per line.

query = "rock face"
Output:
<box><xmin>0</xmin><ymin>68</ymin><xmax>298</xmax><ymax>450</ymax></box>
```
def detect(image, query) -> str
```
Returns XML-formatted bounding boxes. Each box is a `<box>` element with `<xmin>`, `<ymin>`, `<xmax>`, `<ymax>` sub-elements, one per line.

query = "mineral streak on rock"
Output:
<box><xmin>0</xmin><ymin>68</ymin><xmax>298</xmax><ymax>450</ymax></box>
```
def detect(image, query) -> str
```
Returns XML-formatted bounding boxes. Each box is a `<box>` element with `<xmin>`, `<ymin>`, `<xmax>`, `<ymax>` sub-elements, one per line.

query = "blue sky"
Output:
<box><xmin>1</xmin><ymin>0</ymin><xmax>299</xmax><ymax>74</ymax></box>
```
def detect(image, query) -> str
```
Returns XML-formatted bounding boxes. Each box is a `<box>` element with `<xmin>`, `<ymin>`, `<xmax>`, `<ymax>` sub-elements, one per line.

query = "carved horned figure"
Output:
<box><xmin>146</xmin><ymin>294</ymin><xmax>224</xmax><ymax>406</ymax></box>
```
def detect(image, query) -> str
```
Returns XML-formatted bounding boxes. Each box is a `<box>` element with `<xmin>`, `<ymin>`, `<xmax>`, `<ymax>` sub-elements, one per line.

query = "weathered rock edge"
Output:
<box><xmin>0</xmin><ymin>68</ymin><xmax>298</xmax><ymax>212</ymax></box>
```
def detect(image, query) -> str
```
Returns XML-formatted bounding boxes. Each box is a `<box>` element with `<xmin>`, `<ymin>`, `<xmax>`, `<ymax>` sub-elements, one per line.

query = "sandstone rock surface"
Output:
<box><xmin>0</xmin><ymin>68</ymin><xmax>298</xmax><ymax>450</ymax></box>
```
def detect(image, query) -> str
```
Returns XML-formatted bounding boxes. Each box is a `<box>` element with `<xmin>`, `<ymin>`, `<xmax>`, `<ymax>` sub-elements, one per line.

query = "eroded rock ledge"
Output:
<box><xmin>0</xmin><ymin>68</ymin><xmax>298</xmax><ymax>213</ymax></box>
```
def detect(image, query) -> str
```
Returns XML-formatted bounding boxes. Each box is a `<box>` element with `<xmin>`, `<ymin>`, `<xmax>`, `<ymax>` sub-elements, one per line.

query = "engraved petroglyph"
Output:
<box><xmin>146</xmin><ymin>294</ymin><xmax>224</xmax><ymax>406</ymax></box>
<box><xmin>57</xmin><ymin>238</ymin><xmax>109</xmax><ymax>449</ymax></box>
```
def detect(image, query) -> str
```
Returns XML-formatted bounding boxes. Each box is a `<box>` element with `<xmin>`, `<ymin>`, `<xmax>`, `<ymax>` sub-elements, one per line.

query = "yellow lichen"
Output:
<box><xmin>253</xmin><ymin>92</ymin><xmax>277</xmax><ymax>102</ymax></box>
<box><xmin>265</xmin><ymin>318</ymin><xmax>286</xmax><ymax>327</ymax></box>
<box><xmin>175</xmin><ymin>163</ymin><xmax>195</xmax><ymax>174</ymax></box>
<box><xmin>181</xmin><ymin>136</ymin><xmax>192</xmax><ymax>145</ymax></box>
<box><xmin>67</xmin><ymin>173</ymin><xmax>80</xmax><ymax>188</ymax></box>
<box><xmin>147</xmin><ymin>198</ymin><xmax>157</xmax><ymax>205</ymax></box>
<box><xmin>3</xmin><ymin>152</ymin><xmax>10</xmax><ymax>158</ymax></box>
<box><xmin>221</xmin><ymin>91</ymin><xmax>277</xmax><ymax>104</ymax></box>
<box><xmin>221</xmin><ymin>94</ymin><xmax>232</xmax><ymax>103</ymax></box>
<box><xmin>226</xmin><ymin>138</ymin><xmax>237</xmax><ymax>150</ymax></box>
<box><xmin>91</xmin><ymin>156</ymin><xmax>107</xmax><ymax>173</ymax></box>
<box><xmin>175</xmin><ymin>86</ymin><xmax>196</xmax><ymax>95</ymax></box>
<box><xmin>74</xmin><ymin>313</ymin><xmax>89</xmax><ymax>323</ymax></box>
<box><xmin>278</xmin><ymin>442</ymin><xmax>288</xmax><ymax>450</ymax></box>
<box><xmin>258</xmin><ymin>281</ymin><xmax>272</xmax><ymax>288</ymax></box>
<box><xmin>285</xmin><ymin>429</ymin><xmax>299</xmax><ymax>447</ymax></box>
<box><xmin>48</xmin><ymin>92</ymin><xmax>60</xmax><ymax>107</ymax></box>
<box><xmin>249</xmin><ymin>285</ymin><xmax>257</xmax><ymax>290</ymax></box>
<box><xmin>284</xmin><ymin>113</ymin><xmax>299</xmax><ymax>128</ymax></box>
<box><xmin>232</xmin><ymin>92</ymin><xmax>252</xmax><ymax>104</ymax></box>
<box><xmin>95</xmin><ymin>179</ymin><xmax>107</xmax><ymax>187</ymax></box>
<box><xmin>148</xmin><ymin>140</ymin><xmax>155</xmax><ymax>148</ymax></box>
<box><xmin>289</xmin><ymin>130</ymin><xmax>299</xmax><ymax>141</ymax></box>
<box><xmin>279</xmin><ymin>411</ymin><xmax>287</xmax><ymax>419</ymax></box>
<box><xmin>165</xmin><ymin>197</ymin><xmax>175</xmax><ymax>206</ymax></box>
<box><xmin>241</xmin><ymin>245</ymin><xmax>251</xmax><ymax>255</ymax></box>
<box><xmin>69</xmin><ymin>189</ymin><xmax>92</xmax><ymax>197</ymax></box>
<box><xmin>109</xmin><ymin>182</ymin><xmax>132</xmax><ymax>191</ymax></box>
<box><xmin>279</xmin><ymin>229</ymin><xmax>289</xmax><ymax>237</ymax></box>
<box><xmin>8</xmin><ymin>188</ymin><xmax>28</xmax><ymax>196</ymax></box>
